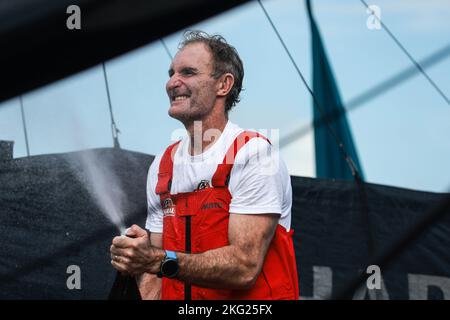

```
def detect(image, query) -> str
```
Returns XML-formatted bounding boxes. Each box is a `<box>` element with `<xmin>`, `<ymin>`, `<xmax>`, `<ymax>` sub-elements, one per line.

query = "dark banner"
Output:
<box><xmin>292</xmin><ymin>177</ymin><xmax>450</xmax><ymax>300</ymax></box>
<box><xmin>0</xmin><ymin>148</ymin><xmax>152</xmax><ymax>299</ymax></box>
<box><xmin>0</xmin><ymin>148</ymin><xmax>449</xmax><ymax>299</ymax></box>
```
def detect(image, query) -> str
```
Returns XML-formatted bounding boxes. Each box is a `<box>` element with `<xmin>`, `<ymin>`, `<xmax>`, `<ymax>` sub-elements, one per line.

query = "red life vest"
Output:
<box><xmin>155</xmin><ymin>131</ymin><xmax>299</xmax><ymax>300</ymax></box>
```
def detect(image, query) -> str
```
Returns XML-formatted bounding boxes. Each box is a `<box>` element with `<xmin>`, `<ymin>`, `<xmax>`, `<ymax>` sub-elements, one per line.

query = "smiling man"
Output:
<box><xmin>110</xmin><ymin>31</ymin><xmax>299</xmax><ymax>300</ymax></box>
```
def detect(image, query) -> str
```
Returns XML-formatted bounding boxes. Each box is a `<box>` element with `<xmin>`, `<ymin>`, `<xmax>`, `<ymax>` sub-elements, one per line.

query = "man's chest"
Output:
<box><xmin>171</xmin><ymin>162</ymin><xmax>219</xmax><ymax>193</ymax></box>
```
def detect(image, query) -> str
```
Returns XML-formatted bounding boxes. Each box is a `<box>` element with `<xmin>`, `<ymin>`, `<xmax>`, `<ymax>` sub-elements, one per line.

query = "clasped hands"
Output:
<box><xmin>110</xmin><ymin>224</ymin><xmax>165</xmax><ymax>276</ymax></box>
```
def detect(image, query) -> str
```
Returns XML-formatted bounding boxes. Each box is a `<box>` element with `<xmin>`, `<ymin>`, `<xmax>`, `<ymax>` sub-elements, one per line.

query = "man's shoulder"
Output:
<box><xmin>154</xmin><ymin>139</ymin><xmax>183</xmax><ymax>161</ymax></box>
<box><xmin>225</xmin><ymin>123</ymin><xmax>272</xmax><ymax>147</ymax></box>
<box><xmin>235</xmin><ymin>132</ymin><xmax>273</xmax><ymax>157</ymax></box>
<box><xmin>149</xmin><ymin>152</ymin><xmax>163</xmax><ymax>173</ymax></box>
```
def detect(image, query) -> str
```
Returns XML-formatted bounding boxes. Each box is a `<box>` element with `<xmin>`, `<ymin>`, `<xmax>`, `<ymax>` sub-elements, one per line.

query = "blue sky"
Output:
<box><xmin>0</xmin><ymin>0</ymin><xmax>449</xmax><ymax>193</ymax></box>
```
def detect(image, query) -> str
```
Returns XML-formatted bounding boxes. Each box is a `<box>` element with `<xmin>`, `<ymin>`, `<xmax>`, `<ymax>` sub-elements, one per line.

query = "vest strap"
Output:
<box><xmin>156</xmin><ymin>131</ymin><xmax>271</xmax><ymax>193</ymax></box>
<box><xmin>155</xmin><ymin>141</ymin><xmax>180</xmax><ymax>195</ymax></box>
<box><xmin>212</xmin><ymin>131</ymin><xmax>270</xmax><ymax>187</ymax></box>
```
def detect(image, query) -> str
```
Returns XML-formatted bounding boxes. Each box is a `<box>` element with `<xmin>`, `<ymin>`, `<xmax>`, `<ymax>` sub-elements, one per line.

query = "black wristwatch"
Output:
<box><xmin>157</xmin><ymin>250</ymin><xmax>179</xmax><ymax>278</ymax></box>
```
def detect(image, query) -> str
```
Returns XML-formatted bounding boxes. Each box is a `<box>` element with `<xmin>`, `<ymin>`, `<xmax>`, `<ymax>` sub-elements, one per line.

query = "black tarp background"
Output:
<box><xmin>292</xmin><ymin>178</ymin><xmax>450</xmax><ymax>299</ymax></box>
<box><xmin>0</xmin><ymin>148</ymin><xmax>152</xmax><ymax>299</ymax></box>
<box><xmin>0</xmin><ymin>148</ymin><xmax>449</xmax><ymax>299</ymax></box>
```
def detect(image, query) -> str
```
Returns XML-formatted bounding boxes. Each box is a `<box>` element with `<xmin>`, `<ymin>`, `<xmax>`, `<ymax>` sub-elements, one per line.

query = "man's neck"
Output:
<box><xmin>185</xmin><ymin>115</ymin><xmax>228</xmax><ymax>156</ymax></box>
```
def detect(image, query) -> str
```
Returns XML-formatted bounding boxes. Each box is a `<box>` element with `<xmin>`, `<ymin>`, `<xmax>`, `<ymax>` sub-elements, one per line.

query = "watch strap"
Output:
<box><xmin>165</xmin><ymin>250</ymin><xmax>177</xmax><ymax>260</ymax></box>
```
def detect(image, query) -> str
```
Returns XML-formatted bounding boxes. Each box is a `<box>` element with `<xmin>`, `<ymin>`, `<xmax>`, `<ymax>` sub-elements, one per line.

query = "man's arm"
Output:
<box><xmin>176</xmin><ymin>213</ymin><xmax>278</xmax><ymax>289</ymax></box>
<box><xmin>111</xmin><ymin>213</ymin><xmax>278</xmax><ymax>290</ymax></box>
<box><xmin>137</xmin><ymin>232</ymin><xmax>162</xmax><ymax>300</ymax></box>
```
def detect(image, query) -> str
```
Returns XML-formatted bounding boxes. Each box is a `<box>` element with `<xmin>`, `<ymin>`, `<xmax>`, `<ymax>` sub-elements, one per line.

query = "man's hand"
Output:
<box><xmin>110</xmin><ymin>224</ymin><xmax>165</xmax><ymax>276</ymax></box>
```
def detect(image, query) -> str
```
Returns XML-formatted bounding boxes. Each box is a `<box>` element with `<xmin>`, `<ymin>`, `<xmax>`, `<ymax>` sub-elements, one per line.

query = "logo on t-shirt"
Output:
<box><xmin>162</xmin><ymin>198</ymin><xmax>175</xmax><ymax>217</ymax></box>
<box><xmin>196</xmin><ymin>180</ymin><xmax>211</xmax><ymax>191</ymax></box>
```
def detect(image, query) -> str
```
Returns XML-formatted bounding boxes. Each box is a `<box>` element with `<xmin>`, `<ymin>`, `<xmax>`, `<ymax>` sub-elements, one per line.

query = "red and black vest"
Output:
<box><xmin>155</xmin><ymin>131</ymin><xmax>299</xmax><ymax>300</ymax></box>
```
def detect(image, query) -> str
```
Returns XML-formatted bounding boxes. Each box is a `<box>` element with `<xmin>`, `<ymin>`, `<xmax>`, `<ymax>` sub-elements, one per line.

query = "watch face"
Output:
<box><xmin>162</xmin><ymin>259</ymin><xmax>179</xmax><ymax>278</ymax></box>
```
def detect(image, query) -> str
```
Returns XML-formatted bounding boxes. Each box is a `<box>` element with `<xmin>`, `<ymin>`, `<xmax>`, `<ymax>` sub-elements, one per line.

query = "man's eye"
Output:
<box><xmin>182</xmin><ymin>69</ymin><xmax>195</xmax><ymax>76</ymax></box>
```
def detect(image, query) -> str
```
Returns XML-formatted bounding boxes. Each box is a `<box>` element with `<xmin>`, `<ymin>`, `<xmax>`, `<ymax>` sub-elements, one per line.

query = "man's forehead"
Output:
<box><xmin>169</xmin><ymin>43</ymin><xmax>212</xmax><ymax>70</ymax></box>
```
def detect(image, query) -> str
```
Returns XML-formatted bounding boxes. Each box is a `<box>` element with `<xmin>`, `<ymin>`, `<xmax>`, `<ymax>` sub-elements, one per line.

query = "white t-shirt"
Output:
<box><xmin>145</xmin><ymin>121</ymin><xmax>292</xmax><ymax>233</ymax></box>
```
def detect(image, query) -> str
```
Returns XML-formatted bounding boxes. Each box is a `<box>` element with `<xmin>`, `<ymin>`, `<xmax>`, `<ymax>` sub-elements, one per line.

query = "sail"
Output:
<box><xmin>306</xmin><ymin>0</ymin><xmax>364</xmax><ymax>180</ymax></box>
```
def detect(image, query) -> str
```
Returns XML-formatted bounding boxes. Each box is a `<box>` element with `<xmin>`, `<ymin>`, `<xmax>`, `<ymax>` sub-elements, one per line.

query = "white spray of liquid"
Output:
<box><xmin>71</xmin><ymin>149</ymin><xmax>127</xmax><ymax>235</ymax></box>
<box><xmin>64</xmin><ymin>115</ymin><xmax>128</xmax><ymax>234</ymax></box>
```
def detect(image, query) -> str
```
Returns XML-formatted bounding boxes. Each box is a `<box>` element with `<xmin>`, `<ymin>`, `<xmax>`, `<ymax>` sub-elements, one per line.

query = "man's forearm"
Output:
<box><xmin>176</xmin><ymin>245</ymin><xmax>259</xmax><ymax>290</ymax></box>
<box><xmin>138</xmin><ymin>272</ymin><xmax>162</xmax><ymax>300</ymax></box>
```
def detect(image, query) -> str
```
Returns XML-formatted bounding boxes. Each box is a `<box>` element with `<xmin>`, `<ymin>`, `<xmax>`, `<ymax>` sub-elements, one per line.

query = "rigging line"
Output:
<box><xmin>102</xmin><ymin>62</ymin><xmax>121</xmax><ymax>149</ymax></box>
<box><xmin>257</xmin><ymin>0</ymin><xmax>362</xmax><ymax>181</ymax></box>
<box><xmin>19</xmin><ymin>96</ymin><xmax>30</xmax><ymax>157</ymax></box>
<box><xmin>347</xmin><ymin>43</ymin><xmax>450</xmax><ymax>109</ymax></box>
<box><xmin>279</xmin><ymin>42</ymin><xmax>450</xmax><ymax>149</ymax></box>
<box><xmin>160</xmin><ymin>38</ymin><xmax>173</xmax><ymax>60</ymax></box>
<box><xmin>361</xmin><ymin>0</ymin><xmax>449</xmax><ymax>105</ymax></box>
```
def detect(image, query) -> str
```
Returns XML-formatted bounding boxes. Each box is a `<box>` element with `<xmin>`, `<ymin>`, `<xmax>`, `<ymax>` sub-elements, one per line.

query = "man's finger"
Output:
<box><xmin>127</xmin><ymin>224</ymin><xmax>147</xmax><ymax>238</ymax></box>
<box><xmin>110</xmin><ymin>246</ymin><xmax>131</xmax><ymax>258</ymax></box>
<box><xmin>111</xmin><ymin>260</ymin><xmax>128</xmax><ymax>273</ymax></box>
<box><xmin>111</xmin><ymin>259</ymin><xmax>139</xmax><ymax>276</ymax></box>
<box><xmin>110</xmin><ymin>252</ymin><xmax>132</xmax><ymax>264</ymax></box>
<box><xmin>112</xmin><ymin>235</ymin><xmax>133</xmax><ymax>248</ymax></box>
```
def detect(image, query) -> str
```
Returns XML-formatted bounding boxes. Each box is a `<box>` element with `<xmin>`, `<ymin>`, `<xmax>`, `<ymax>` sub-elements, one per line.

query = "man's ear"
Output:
<box><xmin>217</xmin><ymin>73</ymin><xmax>235</xmax><ymax>97</ymax></box>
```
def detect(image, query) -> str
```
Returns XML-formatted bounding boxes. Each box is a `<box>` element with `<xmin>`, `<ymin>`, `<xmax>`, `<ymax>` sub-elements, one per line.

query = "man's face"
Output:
<box><xmin>166</xmin><ymin>42</ymin><xmax>219</xmax><ymax>122</ymax></box>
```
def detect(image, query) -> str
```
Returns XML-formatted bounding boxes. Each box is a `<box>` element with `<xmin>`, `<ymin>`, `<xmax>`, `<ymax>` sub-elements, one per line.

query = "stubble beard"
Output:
<box><xmin>169</xmin><ymin>95</ymin><xmax>214</xmax><ymax>126</ymax></box>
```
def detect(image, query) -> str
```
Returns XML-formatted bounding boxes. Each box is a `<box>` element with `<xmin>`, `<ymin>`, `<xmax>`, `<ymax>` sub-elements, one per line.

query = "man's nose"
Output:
<box><xmin>166</xmin><ymin>76</ymin><xmax>182</xmax><ymax>92</ymax></box>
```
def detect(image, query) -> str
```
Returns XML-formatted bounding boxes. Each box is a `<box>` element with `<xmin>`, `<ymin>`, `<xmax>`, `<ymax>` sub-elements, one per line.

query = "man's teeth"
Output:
<box><xmin>174</xmin><ymin>95</ymin><xmax>189</xmax><ymax>101</ymax></box>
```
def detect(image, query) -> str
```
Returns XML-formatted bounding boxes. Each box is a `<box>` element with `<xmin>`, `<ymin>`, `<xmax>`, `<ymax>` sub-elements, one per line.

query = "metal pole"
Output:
<box><xmin>19</xmin><ymin>96</ymin><xmax>30</xmax><ymax>156</ymax></box>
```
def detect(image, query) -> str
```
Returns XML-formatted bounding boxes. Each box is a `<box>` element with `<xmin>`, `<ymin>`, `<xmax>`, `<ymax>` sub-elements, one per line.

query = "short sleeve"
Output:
<box><xmin>145</xmin><ymin>155</ymin><xmax>163</xmax><ymax>233</ymax></box>
<box><xmin>228</xmin><ymin>138</ymin><xmax>284</xmax><ymax>215</ymax></box>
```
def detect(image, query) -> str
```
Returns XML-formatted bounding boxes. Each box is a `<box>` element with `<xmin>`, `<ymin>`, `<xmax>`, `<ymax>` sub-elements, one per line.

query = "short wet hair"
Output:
<box><xmin>179</xmin><ymin>30</ymin><xmax>244</xmax><ymax>112</ymax></box>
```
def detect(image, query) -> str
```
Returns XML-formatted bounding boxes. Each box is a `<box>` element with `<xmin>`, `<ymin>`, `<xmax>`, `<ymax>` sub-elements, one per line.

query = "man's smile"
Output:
<box><xmin>174</xmin><ymin>96</ymin><xmax>189</xmax><ymax>101</ymax></box>
<box><xmin>169</xmin><ymin>89</ymin><xmax>192</xmax><ymax>106</ymax></box>
<box><xmin>170</xmin><ymin>95</ymin><xmax>191</xmax><ymax>108</ymax></box>
<box><xmin>173</xmin><ymin>95</ymin><xmax>190</xmax><ymax>102</ymax></box>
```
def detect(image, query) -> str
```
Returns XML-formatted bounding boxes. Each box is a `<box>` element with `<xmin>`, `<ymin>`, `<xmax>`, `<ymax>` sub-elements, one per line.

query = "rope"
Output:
<box><xmin>19</xmin><ymin>96</ymin><xmax>30</xmax><ymax>156</ymax></box>
<box><xmin>102</xmin><ymin>62</ymin><xmax>121</xmax><ymax>149</ymax></box>
<box><xmin>257</xmin><ymin>0</ymin><xmax>363</xmax><ymax>181</ymax></box>
<box><xmin>360</xmin><ymin>0</ymin><xmax>449</xmax><ymax>105</ymax></box>
<box><xmin>160</xmin><ymin>38</ymin><xmax>173</xmax><ymax>60</ymax></box>
<box><xmin>279</xmin><ymin>43</ymin><xmax>450</xmax><ymax>149</ymax></box>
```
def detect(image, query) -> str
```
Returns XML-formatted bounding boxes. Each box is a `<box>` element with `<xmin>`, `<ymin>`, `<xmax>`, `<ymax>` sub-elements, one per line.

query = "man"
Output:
<box><xmin>110</xmin><ymin>31</ymin><xmax>298</xmax><ymax>300</ymax></box>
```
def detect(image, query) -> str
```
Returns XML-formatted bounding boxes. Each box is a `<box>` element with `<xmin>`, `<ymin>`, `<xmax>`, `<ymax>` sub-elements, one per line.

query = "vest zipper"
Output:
<box><xmin>185</xmin><ymin>216</ymin><xmax>191</xmax><ymax>300</ymax></box>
